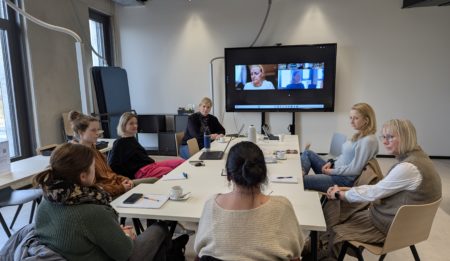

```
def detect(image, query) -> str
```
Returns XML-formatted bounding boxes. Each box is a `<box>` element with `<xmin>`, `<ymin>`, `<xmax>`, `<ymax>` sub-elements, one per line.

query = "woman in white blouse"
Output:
<box><xmin>321</xmin><ymin>119</ymin><xmax>442</xmax><ymax>259</ymax></box>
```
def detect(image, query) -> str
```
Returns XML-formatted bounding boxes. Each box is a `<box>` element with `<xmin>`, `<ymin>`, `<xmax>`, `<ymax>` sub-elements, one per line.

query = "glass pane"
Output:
<box><xmin>0</xmin><ymin>30</ymin><xmax>18</xmax><ymax>157</ymax></box>
<box><xmin>0</xmin><ymin>0</ymin><xmax>8</xmax><ymax>20</ymax></box>
<box><xmin>89</xmin><ymin>19</ymin><xmax>107</xmax><ymax>67</ymax></box>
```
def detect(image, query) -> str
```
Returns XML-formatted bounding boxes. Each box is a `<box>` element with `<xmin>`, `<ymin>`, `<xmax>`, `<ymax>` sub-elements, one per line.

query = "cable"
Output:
<box><xmin>249</xmin><ymin>0</ymin><xmax>272</xmax><ymax>47</ymax></box>
<box><xmin>69</xmin><ymin>0</ymin><xmax>108</xmax><ymax>65</ymax></box>
<box><xmin>5</xmin><ymin>0</ymin><xmax>82</xmax><ymax>42</ymax></box>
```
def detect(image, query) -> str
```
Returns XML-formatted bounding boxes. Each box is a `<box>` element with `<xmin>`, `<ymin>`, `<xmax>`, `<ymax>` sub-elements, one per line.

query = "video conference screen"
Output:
<box><xmin>225</xmin><ymin>44</ymin><xmax>336</xmax><ymax>112</ymax></box>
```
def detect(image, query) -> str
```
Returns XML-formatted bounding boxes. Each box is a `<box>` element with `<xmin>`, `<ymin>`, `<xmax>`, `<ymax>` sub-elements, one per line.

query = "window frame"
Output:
<box><xmin>88</xmin><ymin>9</ymin><xmax>114</xmax><ymax>66</ymax></box>
<box><xmin>0</xmin><ymin>2</ymin><xmax>32</xmax><ymax>161</ymax></box>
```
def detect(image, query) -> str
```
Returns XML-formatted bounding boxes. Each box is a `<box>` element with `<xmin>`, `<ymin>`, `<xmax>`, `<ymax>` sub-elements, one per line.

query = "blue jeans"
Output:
<box><xmin>301</xmin><ymin>149</ymin><xmax>357</xmax><ymax>192</ymax></box>
<box><xmin>301</xmin><ymin>149</ymin><xmax>326</xmax><ymax>174</ymax></box>
<box><xmin>180</xmin><ymin>145</ymin><xmax>190</xmax><ymax>159</ymax></box>
<box><xmin>303</xmin><ymin>174</ymin><xmax>358</xmax><ymax>192</ymax></box>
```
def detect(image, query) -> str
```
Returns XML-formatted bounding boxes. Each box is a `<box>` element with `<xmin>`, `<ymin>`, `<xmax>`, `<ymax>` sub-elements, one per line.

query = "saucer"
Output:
<box><xmin>170</xmin><ymin>195</ymin><xmax>191</xmax><ymax>201</ymax></box>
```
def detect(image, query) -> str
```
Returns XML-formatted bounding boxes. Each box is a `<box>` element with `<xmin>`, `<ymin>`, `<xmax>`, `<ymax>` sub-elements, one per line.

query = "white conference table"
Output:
<box><xmin>0</xmin><ymin>138</ymin><xmax>115</xmax><ymax>190</ymax></box>
<box><xmin>111</xmin><ymin>135</ymin><xmax>326</xmax><ymax>232</ymax></box>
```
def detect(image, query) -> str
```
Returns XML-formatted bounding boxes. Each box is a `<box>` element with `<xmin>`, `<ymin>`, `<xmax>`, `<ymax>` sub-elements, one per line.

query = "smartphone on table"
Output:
<box><xmin>123</xmin><ymin>193</ymin><xmax>143</xmax><ymax>204</ymax></box>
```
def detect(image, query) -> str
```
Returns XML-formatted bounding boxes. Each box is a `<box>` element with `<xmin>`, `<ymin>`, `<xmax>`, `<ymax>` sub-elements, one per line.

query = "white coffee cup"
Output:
<box><xmin>277</xmin><ymin>134</ymin><xmax>285</xmax><ymax>142</ymax></box>
<box><xmin>276</xmin><ymin>150</ymin><xmax>286</xmax><ymax>160</ymax></box>
<box><xmin>170</xmin><ymin>186</ymin><xmax>183</xmax><ymax>200</ymax></box>
<box><xmin>219</xmin><ymin>136</ymin><xmax>226</xmax><ymax>143</ymax></box>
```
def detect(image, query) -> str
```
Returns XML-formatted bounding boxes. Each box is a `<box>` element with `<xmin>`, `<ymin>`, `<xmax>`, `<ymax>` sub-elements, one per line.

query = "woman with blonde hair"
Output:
<box><xmin>243</xmin><ymin>64</ymin><xmax>275</xmax><ymax>90</ymax></box>
<box><xmin>321</xmin><ymin>119</ymin><xmax>442</xmax><ymax>259</ymax></box>
<box><xmin>301</xmin><ymin>102</ymin><xmax>379</xmax><ymax>192</ymax></box>
<box><xmin>69</xmin><ymin>110</ymin><xmax>133</xmax><ymax>197</ymax></box>
<box><xmin>180</xmin><ymin>97</ymin><xmax>226</xmax><ymax>159</ymax></box>
<box><xmin>108</xmin><ymin>112</ymin><xmax>185</xmax><ymax>179</ymax></box>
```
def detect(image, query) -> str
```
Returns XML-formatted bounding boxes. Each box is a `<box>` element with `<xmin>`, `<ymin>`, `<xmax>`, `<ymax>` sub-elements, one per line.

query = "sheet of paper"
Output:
<box><xmin>117</xmin><ymin>194</ymin><xmax>169</xmax><ymax>209</ymax></box>
<box><xmin>160</xmin><ymin>171</ymin><xmax>187</xmax><ymax>181</ymax></box>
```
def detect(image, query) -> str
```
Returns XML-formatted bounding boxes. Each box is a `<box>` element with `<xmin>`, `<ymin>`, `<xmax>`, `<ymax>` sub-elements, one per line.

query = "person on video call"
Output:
<box><xmin>243</xmin><ymin>64</ymin><xmax>275</xmax><ymax>90</ymax></box>
<box><xmin>179</xmin><ymin>97</ymin><xmax>226</xmax><ymax>159</ymax></box>
<box><xmin>286</xmin><ymin>70</ymin><xmax>306</xmax><ymax>89</ymax></box>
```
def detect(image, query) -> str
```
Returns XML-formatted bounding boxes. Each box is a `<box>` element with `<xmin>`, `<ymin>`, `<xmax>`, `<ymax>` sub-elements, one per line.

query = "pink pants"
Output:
<box><xmin>135</xmin><ymin>158</ymin><xmax>185</xmax><ymax>179</ymax></box>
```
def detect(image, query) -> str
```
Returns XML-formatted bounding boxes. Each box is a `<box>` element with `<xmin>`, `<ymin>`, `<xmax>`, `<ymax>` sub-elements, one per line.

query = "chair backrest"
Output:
<box><xmin>175</xmin><ymin>132</ymin><xmax>184</xmax><ymax>157</ymax></box>
<box><xmin>36</xmin><ymin>144</ymin><xmax>59</xmax><ymax>156</ymax></box>
<box><xmin>329</xmin><ymin>132</ymin><xmax>347</xmax><ymax>158</ymax></box>
<box><xmin>62</xmin><ymin>112</ymin><xmax>74</xmax><ymax>141</ymax></box>
<box><xmin>187</xmin><ymin>138</ymin><xmax>199</xmax><ymax>156</ymax></box>
<box><xmin>382</xmin><ymin>198</ymin><xmax>442</xmax><ymax>253</ymax></box>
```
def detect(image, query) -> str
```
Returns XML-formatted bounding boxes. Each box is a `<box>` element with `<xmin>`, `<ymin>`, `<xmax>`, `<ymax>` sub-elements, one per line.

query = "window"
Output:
<box><xmin>0</xmin><ymin>0</ymin><xmax>32</xmax><ymax>159</ymax></box>
<box><xmin>89</xmin><ymin>9</ymin><xmax>113</xmax><ymax>67</ymax></box>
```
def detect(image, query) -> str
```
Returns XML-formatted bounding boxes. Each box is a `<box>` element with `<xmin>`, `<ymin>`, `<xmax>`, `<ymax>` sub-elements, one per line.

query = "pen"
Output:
<box><xmin>277</xmin><ymin>176</ymin><xmax>293</xmax><ymax>179</ymax></box>
<box><xmin>143</xmin><ymin>196</ymin><xmax>160</xmax><ymax>202</ymax></box>
<box><xmin>183</xmin><ymin>172</ymin><xmax>188</xmax><ymax>179</ymax></box>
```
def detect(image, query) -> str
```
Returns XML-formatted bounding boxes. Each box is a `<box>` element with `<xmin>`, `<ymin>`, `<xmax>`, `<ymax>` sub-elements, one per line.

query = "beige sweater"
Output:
<box><xmin>194</xmin><ymin>195</ymin><xmax>304</xmax><ymax>261</ymax></box>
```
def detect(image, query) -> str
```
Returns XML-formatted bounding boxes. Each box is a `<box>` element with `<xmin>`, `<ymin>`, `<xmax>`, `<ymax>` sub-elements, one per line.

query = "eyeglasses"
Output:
<box><xmin>379</xmin><ymin>134</ymin><xmax>395</xmax><ymax>142</ymax></box>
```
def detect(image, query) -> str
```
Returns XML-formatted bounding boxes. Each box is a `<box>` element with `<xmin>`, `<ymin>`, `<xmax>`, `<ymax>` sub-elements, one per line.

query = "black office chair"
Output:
<box><xmin>0</xmin><ymin>186</ymin><xmax>42</xmax><ymax>237</ymax></box>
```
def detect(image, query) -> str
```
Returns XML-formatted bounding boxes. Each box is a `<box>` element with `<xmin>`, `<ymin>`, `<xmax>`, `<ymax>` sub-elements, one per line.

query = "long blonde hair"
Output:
<box><xmin>351</xmin><ymin>103</ymin><xmax>377</xmax><ymax>141</ymax></box>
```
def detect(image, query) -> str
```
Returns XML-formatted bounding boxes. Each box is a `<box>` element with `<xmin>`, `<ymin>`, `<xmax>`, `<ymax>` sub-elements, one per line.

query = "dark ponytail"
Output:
<box><xmin>226</xmin><ymin>141</ymin><xmax>267</xmax><ymax>188</ymax></box>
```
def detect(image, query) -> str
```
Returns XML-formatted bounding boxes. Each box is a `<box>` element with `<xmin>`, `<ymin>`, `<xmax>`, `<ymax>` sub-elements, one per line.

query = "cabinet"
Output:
<box><xmin>137</xmin><ymin>114</ymin><xmax>189</xmax><ymax>156</ymax></box>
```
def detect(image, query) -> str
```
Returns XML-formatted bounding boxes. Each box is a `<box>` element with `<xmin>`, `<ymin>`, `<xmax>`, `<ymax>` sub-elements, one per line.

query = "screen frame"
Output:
<box><xmin>224</xmin><ymin>43</ymin><xmax>337</xmax><ymax>112</ymax></box>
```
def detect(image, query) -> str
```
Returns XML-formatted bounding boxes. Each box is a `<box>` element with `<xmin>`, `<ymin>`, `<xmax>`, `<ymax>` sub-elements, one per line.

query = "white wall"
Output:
<box><xmin>23</xmin><ymin>0</ymin><xmax>114</xmax><ymax>147</ymax></box>
<box><xmin>116</xmin><ymin>0</ymin><xmax>450</xmax><ymax>156</ymax></box>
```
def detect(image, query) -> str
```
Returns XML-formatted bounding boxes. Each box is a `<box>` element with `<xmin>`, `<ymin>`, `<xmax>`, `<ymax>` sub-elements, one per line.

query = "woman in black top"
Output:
<box><xmin>180</xmin><ymin>97</ymin><xmax>226</xmax><ymax>159</ymax></box>
<box><xmin>108</xmin><ymin>112</ymin><xmax>185</xmax><ymax>179</ymax></box>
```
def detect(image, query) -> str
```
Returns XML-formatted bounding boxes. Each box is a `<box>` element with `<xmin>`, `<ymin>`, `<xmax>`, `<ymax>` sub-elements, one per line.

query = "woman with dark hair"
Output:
<box><xmin>69</xmin><ymin>110</ymin><xmax>133</xmax><ymax>197</ymax></box>
<box><xmin>33</xmin><ymin>143</ymin><xmax>172</xmax><ymax>260</ymax></box>
<box><xmin>194</xmin><ymin>141</ymin><xmax>304</xmax><ymax>260</ymax></box>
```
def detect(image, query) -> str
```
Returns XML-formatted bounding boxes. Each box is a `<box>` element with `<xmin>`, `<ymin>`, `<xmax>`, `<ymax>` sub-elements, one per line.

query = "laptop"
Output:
<box><xmin>262</xmin><ymin>125</ymin><xmax>279</xmax><ymax>140</ymax></box>
<box><xmin>199</xmin><ymin>125</ymin><xmax>245</xmax><ymax>160</ymax></box>
<box><xmin>225</xmin><ymin>124</ymin><xmax>245</xmax><ymax>137</ymax></box>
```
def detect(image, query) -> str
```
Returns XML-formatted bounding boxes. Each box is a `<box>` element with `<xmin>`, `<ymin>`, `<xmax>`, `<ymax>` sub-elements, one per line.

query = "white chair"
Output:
<box><xmin>337</xmin><ymin>198</ymin><xmax>442</xmax><ymax>261</ymax></box>
<box><xmin>322</xmin><ymin>132</ymin><xmax>347</xmax><ymax>160</ymax></box>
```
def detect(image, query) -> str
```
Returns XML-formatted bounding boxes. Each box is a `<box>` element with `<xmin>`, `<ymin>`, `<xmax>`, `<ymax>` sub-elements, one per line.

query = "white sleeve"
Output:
<box><xmin>344</xmin><ymin>162</ymin><xmax>422</xmax><ymax>203</ymax></box>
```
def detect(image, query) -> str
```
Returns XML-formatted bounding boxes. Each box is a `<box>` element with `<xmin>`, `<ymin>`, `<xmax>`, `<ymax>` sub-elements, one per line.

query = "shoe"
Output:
<box><xmin>167</xmin><ymin>234</ymin><xmax>189</xmax><ymax>261</ymax></box>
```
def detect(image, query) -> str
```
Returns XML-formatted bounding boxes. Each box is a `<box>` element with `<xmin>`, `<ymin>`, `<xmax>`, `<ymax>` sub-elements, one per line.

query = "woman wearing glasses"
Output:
<box><xmin>301</xmin><ymin>103</ymin><xmax>379</xmax><ymax>192</ymax></box>
<box><xmin>69</xmin><ymin>111</ymin><xmax>134</xmax><ymax>197</ymax></box>
<box><xmin>317</xmin><ymin>119</ymin><xmax>442</xmax><ymax>259</ymax></box>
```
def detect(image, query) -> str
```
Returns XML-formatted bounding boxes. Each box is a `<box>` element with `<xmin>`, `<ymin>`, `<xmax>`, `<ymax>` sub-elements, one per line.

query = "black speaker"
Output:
<box><xmin>158</xmin><ymin>132</ymin><xmax>177</xmax><ymax>156</ymax></box>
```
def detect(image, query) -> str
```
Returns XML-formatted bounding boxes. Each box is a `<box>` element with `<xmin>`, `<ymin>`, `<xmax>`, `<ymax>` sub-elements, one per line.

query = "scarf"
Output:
<box><xmin>42</xmin><ymin>179</ymin><xmax>112</xmax><ymax>206</ymax></box>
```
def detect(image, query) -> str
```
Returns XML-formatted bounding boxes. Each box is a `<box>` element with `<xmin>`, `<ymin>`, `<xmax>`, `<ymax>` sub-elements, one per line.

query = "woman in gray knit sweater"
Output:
<box><xmin>194</xmin><ymin>141</ymin><xmax>304</xmax><ymax>261</ymax></box>
<box><xmin>33</xmin><ymin>143</ymin><xmax>172</xmax><ymax>261</ymax></box>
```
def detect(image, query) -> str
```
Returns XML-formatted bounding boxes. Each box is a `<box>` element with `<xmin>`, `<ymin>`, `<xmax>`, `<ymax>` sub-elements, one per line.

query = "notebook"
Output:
<box><xmin>199</xmin><ymin>124</ymin><xmax>244</xmax><ymax>160</ymax></box>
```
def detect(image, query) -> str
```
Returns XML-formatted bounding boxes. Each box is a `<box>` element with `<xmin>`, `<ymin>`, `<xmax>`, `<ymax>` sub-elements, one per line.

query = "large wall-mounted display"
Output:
<box><xmin>225</xmin><ymin>44</ymin><xmax>337</xmax><ymax>112</ymax></box>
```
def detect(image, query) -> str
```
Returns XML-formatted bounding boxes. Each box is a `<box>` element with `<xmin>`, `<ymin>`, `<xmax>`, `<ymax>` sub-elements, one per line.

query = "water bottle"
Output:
<box><xmin>203</xmin><ymin>128</ymin><xmax>211</xmax><ymax>151</ymax></box>
<box><xmin>248</xmin><ymin>125</ymin><xmax>256</xmax><ymax>143</ymax></box>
